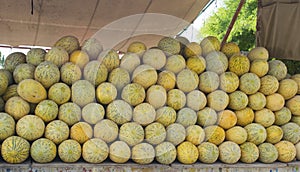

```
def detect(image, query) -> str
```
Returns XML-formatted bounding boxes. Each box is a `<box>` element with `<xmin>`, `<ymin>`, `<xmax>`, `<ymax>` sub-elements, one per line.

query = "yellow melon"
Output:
<box><xmin>266</xmin><ymin>125</ymin><xmax>283</xmax><ymax>144</ymax></box>
<box><xmin>275</xmin><ymin>141</ymin><xmax>296</xmax><ymax>163</ymax></box>
<box><xmin>199</xmin><ymin>71</ymin><xmax>220</xmax><ymax>93</ymax></box>
<box><xmin>132</xmin><ymin>64</ymin><xmax>157</xmax><ymax>89</ymax></box>
<box><xmin>119</xmin><ymin>122</ymin><xmax>144</xmax><ymax>146</ymax></box>
<box><xmin>164</xmin><ymin>55</ymin><xmax>186</xmax><ymax>74</ymax></box>
<box><xmin>200</xmin><ymin>36</ymin><xmax>221</xmax><ymax>57</ymax></box>
<box><xmin>228</xmin><ymin>54</ymin><xmax>250</xmax><ymax>76</ymax></box>
<box><xmin>197</xmin><ymin>107</ymin><xmax>218</xmax><ymax>127</ymax></box>
<box><xmin>17</xmin><ymin>79</ymin><xmax>47</xmax><ymax>104</ymax></box>
<box><xmin>94</xmin><ymin>119</ymin><xmax>118</xmax><ymax>143</ymax></box>
<box><xmin>0</xmin><ymin>112</ymin><xmax>15</xmax><ymax>141</ymax></box>
<box><xmin>69</xmin><ymin>50</ymin><xmax>90</xmax><ymax>69</ymax></box>
<box><xmin>258</xmin><ymin>143</ymin><xmax>278</xmax><ymax>163</ymax></box>
<box><xmin>221</xmin><ymin>42</ymin><xmax>240</xmax><ymax>57</ymax></box>
<box><xmin>106</xmin><ymin>100</ymin><xmax>132</xmax><ymax>125</ymax></box>
<box><xmin>2</xmin><ymin>84</ymin><xmax>18</xmax><ymax>102</ymax></box>
<box><xmin>290</xmin><ymin>74</ymin><xmax>300</xmax><ymax>94</ymax></box>
<box><xmin>184</xmin><ymin>42</ymin><xmax>202</xmax><ymax>58</ymax></box>
<box><xmin>217</xmin><ymin>110</ymin><xmax>237</xmax><ymax>130</ymax></box>
<box><xmin>177</xmin><ymin>141</ymin><xmax>199</xmax><ymax>164</ymax></box>
<box><xmin>239</xmin><ymin>72</ymin><xmax>261</xmax><ymax>95</ymax></box>
<box><xmin>155</xmin><ymin>142</ymin><xmax>177</xmax><ymax>165</ymax></box>
<box><xmin>235</xmin><ymin>107</ymin><xmax>255</xmax><ymax>127</ymax></box>
<box><xmin>60</xmin><ymin>62</ymin><xmax>82</xmax><ymax>85</ymax></box>
<box><xmin>247</xmin><ymin>47</ymin><xmax>269</xmax><ymax>61</ymax></box>
<box><xmin>54</xmin><ymin>35</ymin><xmax>79</xmax><ymax>54</ymax></box>
<box><xmin>1</xmin><ymin>136</ymin><xmax>30</xmax><ymax>164</ymax></box>
<box><xmin>97</xmin><ymin>49</ymin><xmax>120</xmax><ymax>72</ymax></box>
<box><xmin>197</xmin><ymin>142</ymin><xmax>219</xmax><ymax>163</ymax></box>
<box><xmin>205</xmin><ymin>51</ymin><xmax>228</xmax><ymax>74</ymax></box>
<box><xmin>82</xmin><ymin>138</ymin><xmax>108</xmax><ymax>163</ymax></box>
<box><xmin>278</xmin><ymin>79</ymin><xmax>298</xmax><ymax>100</ymax></box>
<box><xmin>248</xmin><ymin>92</ymin><xmax>266</xmax><ymax>110</ymax></box>
<box><xmin>108</xmin><ymin>67</ymin><xmax>130</xmax><ymax>91</ymax></box>
<box><xmin>286</xmin><ymin>95</ymin><xmax>300</xmax><ymax>116</ymax></box>
<box><xmin>259</xmin><ymin>75</ymin><xmax>279</xmax><ymax>95</ymax></box>
<box><xmin>133</xmin><ymin>103</ymin><xmax>156</xmax><ymax>126</ymax></box>
<box><xmin>218</xmin><ymin>141</ymin><xmax>241</xmax><ymax>164</ymax></box>
<box><xmin>48</xmin><ymin>82</ymin><xmax>71</xmax><ymax>105</ymax></box>
<box><xmin>132</xmin><ymin>143</ymin><xmax>155</xmax><ymax>164</ymax></box>
<box><xmin>157</xmin><ymin>70</ymin><xmax>176</xmax><ymax>91</ymax></box>
<box><xmin>121</xmin><ymin>83</ymin><xmax>145</xmax><ymax>106</ymax></box>
<box><xmin>16</xmin><ymin>115</ymin><xmax>45</xmax><ymax>141</ymax></box>
<box><xmin>186</xmin><ymin>55</ymin><xmax>206</xmax><ymax>74</ymax></box>
<box><xmin>109</xmin><ymin>141</ymin><xmax>131</xmax><ymax>163</ymax></box>
<box><xmin>207</xmin><ymin>90</ymin><xmax>229</xmax><ymax>111</ymax></box>
<box><xmin>96</xmin><ymin>82</ymin><xmax>117</xmax><ymax>105</ymax></box>
<box><xmin>226</xmin><ymin>126</ymin><xmax>247</xmax><ymax>144</ymax></box>
<box><xmin>266</xmin><ymin>93</ymin><xmax>285</xmax><ymax>111</ymax></box>
<box><xmin>185</xmin><ymin>125</ymin><xmax>205</xmax><ymax>145</ymax></box>
<box><xmin>250</xmin><ymin>59</ymin><xmax>269</xmax><ymax>77</ymax></box>
<box><xmin>219</xmin><ymin>72</ymin><xmax>239</xmax><ymax>93</ymax></box>
<box><xmin>167</xmin><ymin>89</ymin><xmax>186</xmax><ymax>110</ymax></box>
<box><xmin>254</xmin><ymin>108</ymin><xmax>275</xmax><ymax>127</ymax></box>
<box><xmin>155</xmin><ymin>106</ymin><xmax>177</xmax><ymax>127</ymax></box>
<box><xmin>127</xmin><ymin>41</ymin><xmax>147</xmax><ymax>56</ymax></box>
<box><xmin>204</xmin><ymin>125</ymin><xmax>225</xmax><ymax>145</ymax></box>
<box><xmin>142</xmin><ymin>48</ymin><xmax>166</xmax><ymax>70</ymax></box>
<box><xmin>239</xmin><ymin>142</ymin><xmax>259</xmax><ymax>163</ymax></box>
<box><xmin>70</xmin><ymin>122</ymin><xmax>93</xmax><ymax>144</ymax></box>
<box><xmin>34</xmin><ymin>61</ymin><xmax>60</xmax><ymax>89</ymax></box>
<box><xmin>281</xmin><ymin>122</ymin><xmax>300</xmax><ymax>144</ymax></box>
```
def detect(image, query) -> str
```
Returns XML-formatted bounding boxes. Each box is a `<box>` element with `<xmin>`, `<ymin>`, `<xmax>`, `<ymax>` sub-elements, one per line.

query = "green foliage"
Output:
<box><xmin>200</xmin><ymin>0</ymin><xmax>257</xmax><ymax>51</ymax></box>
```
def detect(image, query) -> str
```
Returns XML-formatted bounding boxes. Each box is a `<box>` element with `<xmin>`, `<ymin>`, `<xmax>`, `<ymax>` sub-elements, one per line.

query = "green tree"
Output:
<box><xmin>200</xmin><ymin>0</ymin><xmax>257</xmax><ymax>51</ymax></box>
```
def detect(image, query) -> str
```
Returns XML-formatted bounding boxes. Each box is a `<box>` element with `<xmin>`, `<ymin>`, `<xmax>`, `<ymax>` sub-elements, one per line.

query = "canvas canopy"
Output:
<box><xmin>257</xmin><ymin>0</ymin><xmax>300</xmax><ymax>60</ymax></box>
<box><xmin>0</xmin><ymin>0</ymin><xmax>210</xmax><ymax>51</ymax></box>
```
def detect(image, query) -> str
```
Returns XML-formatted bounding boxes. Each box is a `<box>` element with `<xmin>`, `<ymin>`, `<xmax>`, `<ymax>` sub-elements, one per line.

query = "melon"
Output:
<box><xmin>71</xmin><ymin>80</ymin><xmax>95</xmax><ymax>107</ymax></box>
<box><xmin>176</xmin><ymin>36</ymin><xmax>190</xmax><ymax>54</ymax></box>
<box><xmin>291</xmin><ymin>74</ymin><xmax>300</xmax><ymax>94</ymax></box>
<box><xmin>96</xmin><ymin>82</ymin><xmax>117</xmax><ymax>105</ymax></box>
<box><xmin>58</xmin><ymin>139</ymin><xmax>81</xmax><ymax>163</ymax></box>
<box><xmin>259</xmin><ymin>75</ymin><xmax>279</xmax><ymax>95</ymax></box>
<box><xmin>82</xmin><ymin>103</ymin><xmax>105</xmax><ymax>125</ymax></box>
<box><xmin>184</xmin><ymin>42</ymin><xmax>202</xmax><ymax>58</ymax></box>
<box><xmin>54</xmin><ymin>35</ymin><xmax>79</xmax><ymax>54</ymax></box>
<box><xmin>0</xmin><ymin>73</ymin><xmax>9</xmax><ymax>98</ymax></box>
<box><xmin>81</xmin><ymin>38</ymin><xmax>103</xmax><ymax>60</ymax></box>
<box><xmin>234</xmin><ymin>108</ymin><xmax>256</xmax><ymax>128</ymax></box>
<box><xmin>204</xmin><ymin>125</ymin><xmax>225</xmax><ymax>145</ymax></box>
<box><xmin>34</xmin><ymin>61</ymin><xmax>60</xmax><ymax>88</ymax></box>
<box><xmin>157</xmin><ymin>70</ymin><xmax>176</xmax><ymax>91</ymax></box>
<box><xmin>286</xmin><ymin>95</ymin><xmax>300</xmax><ymax>116</ymax></box>
<box><xmin>274</xmin><ymin>107</ymin><xmax>292</xmax><ymax>125</ymax></box>
<box><xmin>186</xmin><ymin>90</ymin><xmax>207</xmax><ymax>111</ymax></box>
<box><xmin>35</xmin><ymin>99</ymin><xmax>58</xmax><ymax>122</ymax></box>
<box><xmin>217</xmin><ymin>110</ymin><xmax>237</xmax><ymax>130</ymax></box>
<box><xmin>132</xmin><ymin>143</ymin><xmax>155</xmax><ymax>164</ymax></box>
<box><xmin>70</xmin><ymin>122</ymin><xmax>93</xmax><ymax>144</ymax></box>
<box><xmin>219</xmin><ymin>72</ymin><xmax>239</xmax><ymax>93</ymax></box>
<box><xmin>248</xmin><ymin>92</ymin><xmax>266</xmax><ymax>111</ymax></box>
<box><xmin>30</xmin><ymin>138</ymin><xmax>57</xmax><ymax>163</ymax></box>
<box><xmin>120</xmin><ymin>53</ymin><xmax>141</xmax><ymax>74</ymax></box>
<box><xmin>127</xmin><ymin>41</ymin><xmax>147</xmax><ymax>56</ymax></box>
<box><xmin>157</xmin><ymin>37</ymin><xmax>180</xmax><ymax>55</ymax></box>
<box><xmin>266</xmin><ymin>93</ymin><xmax>285</xmax><ymax>111</ymax></box>
<box><xmin>82</xmin><ymin>138</ymin><xmax>109</xmax><ymax>163</ymax></box>
<box><xmin>268</xmin><ymin>60</ymin><xmax>288</xmax><ymax>81</ymax></box>
<box><xmin>228</xmin><ymin>91</ymin><xmax>248</xmax><ymax>111</ymax></box>
<box><xmin>247</xmin><ymin>47</ymin><xmax>269</xmax><ymax>61</ymax></box>
<box><xmin>5</xmin><ymin>96</ymin><xmax>30</xmax><ymax>120</ymax></box>
<box><xmin>83</xmin><ymin>60</ymin><xmax>108</xmax><ymax>86</ymax></box>
<box><xmin>58</xmin><ymin>102</ymin><xmax>81</xmax><ymax>126</ymax></box>
<box><xmin>146</xmin><ymin>85</ymin><xmax>167</xmax><ymax>109</ymax></box>
<box><xmin>239</xmin><ymin>73</ymin><xmax>261</xmax><ymax>95</ymax></box>
<box><xmin>2</xmin><ymin>84</ymin><xmax>18</xmax><ymax>102</ymax></box>
<box><xmin>13</xmin><ymin>63</ymin><xmax>35</xmax><ymax>83</ymax></box>
<box><xmin>244</xmin><ymin>123</ymin><xmax>267</xmax><ymax>145</ymax></box>
<box><xmin>4</xmin><ymin>52</ymin><xmax>26</xmax><ymax>72</ymax></box>
<box><xmin>155</xmin><ymin>142</ymin><xmax>177</xmax><ymax>165</ymax></box>
<box><xmin>121</xmin><ymin>83</ymin><xmax>145</xmax><ymax>106</ymax></box>
<box><xmin>176</xmin><ymin>69</ymin><xmax>199</xmax><ymax>93</ymax></box>
<box><xmin>109</xmin><ymin>141</ymin><xmax>131</xmax><ymax>163</ymax></box>
<box><xmin>17</xmin><ymin>79</ymin><xmax>47</xmax><ymax>103</ymax></box>
<box><xmin>278</xmin><ymin>79</ymin><xmax>298</xmax><ymax>100</ymax></box>
<box><xmin>106</xmin><ymin>100</ymin><xmax>132</xmax><ymax>125</ymax></box>
<box><xmin>281</xmin><ymin>122</ymin><xmax>300</xmax><ymax>144</ymax></box>
<box><xmin>200</xmin><ymin>36</ymin><xmax>221</xmax><ymax>57</ymax></box>
<box><xmin>0</xmin><ymin>112</ymin><xmax>15</xmax><ymax>141</ymax></box>
<box><xmin>155</xmin><ymin>106</ymin><xmax>177</xmax><ymax>127</ymax></box>
<box><xmin>228</xmin><ymin>54</ymin><xmax>250</xmax><ymax>76</ymax></box>
<box><xmin>197</xmin><ymin>142</ymin><xmax>219</xmax><ymax>163</ymax></box>
<box><xmin>292</xmin><ymin>116</ymin><xmax>300</xmax><ymax>126</ymax></box>
<box><xmin>108</xmin><ymin>68</ymin><xmax>130</xmax><ymax>91</ymax></box>
<box><xmin>176</xmin><ymin>107</ymin><xmax>197</xmax><ymax>127</ymax></box>
<box><xmin>166</xmin><ymin>89</ymin><xmax>186</xmax><ymax>110</ymax></box>
<box><xmin>186</xmin><ymin>55</ymin><xmax>206</xmax><ymax>74</ymax></box>
<box><xmin>119</xmin><ymin>122</ymin><xmax>144</xmax><ymax>146</ymax></box>
<box><xmin>239</xmin><ymin>142</ymin><xmax>259</xmax><ymax>163</ymax></box>
<box><xmin>44</xmin><ymin>120</ymin><xmax>69</xmax><ymax>144</ymax></box>
<box><xmin>197</xmin><ymin>107</ymin><xmax>218</xmax><ymax>127</ymax></box>
<box><xmin>94</xmin><ymin>119</ymin><xmax>118</xmax><ymax>143</ymax></box>
<box><xmin>133</xmin><ymin>103</ymin><xmax>156</xmax><ymax>126</ymax></box>
<box><xmin>225</xmin><ymin>126</ymin><xmax>247</xmax><ymax>144</ymax></box>
<box><xmin>198</xmin><ymin>71</ymin><xmax>220</xmax><ymax>93</ymax></box>
<box><xmin>142</xmin><ymin>48</ymin><xmax>166</xmax><ymax>70</ymax></box>
<box><xmin>250</xmin><ymin>59</ymin><xmax>269</xmax><ymax>77</ymax></box>
<box><xmin>207</xmin><ymin>90</ymin><xmax>229</xmax><ymax>111</ymax></box>
<box><xmin>164</xmin><ymin>54</ymin><xmax>186</xmax><ymax>73</ymax></box>
<box><xmin>69</xmin><ymin>50</ymin><xmax>90</xmax><ymax>69</ymax></box>
<box><xmin>266</xmin><ymin>125</ymin><xmax>283</xmax><ymax>144</ymax></box>
<box><xmin>48</xmin><ymin>82</ymin><xmax>71</xmax><ymax>105</ymax></box>
<box><xmin>177</xmin><ymin>141</ymin><xmax>199</xmax><ymax>164</ymax></box>
<box><xmin>186</xmin><ymin>125</ymin><xmax>205</xmax><ymax>145</ymax></box>
<box><xmin>97</xmin><ymin>49</ymin><xmax>120</xmax><ymax>72</ymax></box>
<box><xmin>275</xmin><ymin>140</ymin><xmax>296</xmax><ymax>163</ymax></box>
<box><xmin>132</xmin><ymin>64</ymin><xmax>157</xmax><ymax>89</ymax></box>
<box><xmin>295</xmin><ymin>142</ymin><xmax>300</xmax><ymax>160</ymax></box>
<box><xmin>258</xmin><ymin>143</ymin><xmax>278</xmax><ymax>163</ymax></box>
<box><xmin>166</xmin><ymin>123</ymin><xmax>186</xmax><ymax>146</ymax></box>
<box><xmin>0</xmin><ymin>69</ymin><xmax>14</xmax><ymax>86</ymax></box>
<box><xmin>16</xmin><ymin>115</ymin><xmax>45</xmax><ymax>141</ymax></box>
<box><xmin>45</xmin><ymin>47</ymin><xmax>69</xmax><ymax>67</ymax></box>
<box><xmin>221</xmin><ymin>42</ymin><xmax>240</xmax><ymax>57</ymax></box>
<box><xmin>60</xmin><ymin>62</ymin><xmax>82</xmax><ymax>85</ymax></box>
<box><xmin>254</xmin><ymin>108</ymin><xmax>275</xmax><ymax>127</ymax></box>
<box><xmin>26</xmin><ymin>48</ymin><xmax>46</xmax><ymax>66</ymax></box>
<box><xmin>145</xmin><ymin>122</ymin><xmax>167</xmax><ymax>145</ymax></box>
<box><xmin>205</xmin><ymin>51</ymin><xmax>228</xmax><ymax>74</ymax></box>
<box><xmin>218</xmin><ymin>141</ymin><xmax>241</xmax><ymax>164</ymax></box>
<box><xmin>1</xmin><ymin>136</ymin><xmax>30</xmax><ymax>164</ymax></box>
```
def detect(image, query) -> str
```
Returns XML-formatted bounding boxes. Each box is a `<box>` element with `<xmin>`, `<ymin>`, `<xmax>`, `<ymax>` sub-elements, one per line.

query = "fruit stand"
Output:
<box><xmin>0</xmin><ymin>0</ymin><xmax>300</xmax><ymax>172</ymax></box>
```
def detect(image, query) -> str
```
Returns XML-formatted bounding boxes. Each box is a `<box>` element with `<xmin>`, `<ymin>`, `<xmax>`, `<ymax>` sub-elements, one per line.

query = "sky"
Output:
<box><xmin>0</xmin><ymin>0</ymin><xmax>223</xmax><ymax>58</ymax></box>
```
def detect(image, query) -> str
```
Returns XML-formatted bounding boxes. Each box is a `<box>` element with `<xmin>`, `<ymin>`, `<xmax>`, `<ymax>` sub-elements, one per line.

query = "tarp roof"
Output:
<box><xmin>0</xmin><ymin>0</ymin><xmax>210</xmax><ymax>51</ymax></box>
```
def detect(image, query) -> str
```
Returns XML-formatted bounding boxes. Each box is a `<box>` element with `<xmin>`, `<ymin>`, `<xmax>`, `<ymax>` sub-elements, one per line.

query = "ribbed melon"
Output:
<box><xmin>121</xmin><ymin>83</ymin><xmax>145</xmax><ymax>106</ymax></box>
<box><xmin>35</xmin><ymin>99</ymin><xmax>58</xmax><ymax>122</ymax></box>
<box><xmin>30</xmin><ymin>138</ymin><xmax>57</xmax><ymax>163</ymax></box>
<box><xmin>259</xmin><ymin>75</ymin><xmax>279</xmax><ymax>95</ymax></box>
<box><xmin>54</xmin><ymin>35</ymin><xmax>79</xmax><ymax>54</ymax></box>
<box><xmin>4</xmin><ymin>52</ymin><xmax>26</xmax><ymax>72</ymax></box>
<box><xmin>275</xmin><ymin>141</ymin><xmax>296</xmax><ymax>163</ymax></box>
<box><xmin>266</xmin><ymin>125</ymin><xmax>283</xmax><ymax>144</ymax></box>
<box><xmin>13</xmin><ymin>63</ymin><xmax>35</xmax><ymax>84</ymax></box>
<box><xmin>58</xmin><ymin>139</ymin><xmax>81</xmax><ymax>163</ymax></box>
<box><xmin>1</xmin><ymin>136</ymin><xmax>30</xmax><ymax>164</ymax></box>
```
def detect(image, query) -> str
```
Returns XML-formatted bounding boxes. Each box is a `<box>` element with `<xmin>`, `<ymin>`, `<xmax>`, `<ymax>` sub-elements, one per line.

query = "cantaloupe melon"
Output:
<box><xmin>228</xmin><ymin>54</ymin><xmax>250</xmax><ymax>76</ymax></box>
<box><xmin>254</xmin><ymin>108</ymin><xmax>275</xmax><ymax>127</ymax></box>
<box><xmin>48</xmin><ymin>82</ymin><xmax>71</xmax><ymax>105</ymax></box>
<box><xmin>155</xmin><ymin>106</ymin><xmax>177</xmax><ymax>127</ymax></box>
<box><xmin>120</xmin><ymin>52</ymin><xmax>141</xmax><ymax>74</ymax></box>
<box><xmin>119</xmin><ymin>122</ymin><xmax>144</xmax><ymax>146</ymax></box>
<box><xmin>228</xmin><ymin>91</ymin><xmax>248</xmax><ymax>111</ymax></box>
<box><xmin>197</xmin><ymin>142</ymin><xmax>219</xmax><ymax>163</ymax></box>
<box><xmin>239</xmin><ymin>142</ymin><xmax>259</xmax><ymax>163</ymax></box>
<box><xmin>0</xmin><ymin>112</ymin><xmax>15</xmax><ymax>141</ymax></box>
<box><xmin>217</xmin><ymin>110</ymin><xmax>237</xmax><ymax>130</ymax></box>
<box><xmin>34</xmin><ymin>61</ymin><xmax>60</xmax><ymax>89</ymax></box>
<box><xmin>45</xmin><ymin>47</ymin><xmax>69</xmax><ymax>67</ymax></box>
<box><xmin>164</xmin><ymin>55</ymin><xmax>186</xmax><ymax>73</ymax></box>
<box><xmin>290</xmin><ymin>74</ymin><xmax>300</xmax><ymax>94</ymax></box>
<box><xmin>221</xmin><ymin>42</ymin><xmax>240</xmax><ymax>58</ymax></box>
<box><xmin>81</xmin><ymin>38</ymin><xmax>103</xmax><ymax>60</ymax></box>
<box><xmin>35</xmin><ymin>100</ymin><xmax>58</xmax><ymax>123</ymax></box>
<box><xmin>266</xmin><ymin>125</ymin><xmax>283</xmax><ymax>144</ymax></box>
<box><xmin>145</xmin><ymin>122</ymin><xmax>166</xmax><ymax>145</ymax></box>
<box><xmin>219</xmin><ymin>72</ymin><xmax>239</xmax><ymax>93</ymax></box>
<box><xmin>166</xmin><ymin>123</ymin><xmax>186</xmax><ymax>146</ymax></box>
<box><xmin>247</xmin><ymin>47</ymin><xmax>269</xmax><ymax>61</ymax></box>
<box><xmin>186</xmin><ymin>55</ymin><xmax>206</xmax><ymax>74</ymax></box>
<box><xmin>186</xmin><ymin>90</ymin><xmax>207</xmax><ymax>111</ymax></box>
<box><xmin>176</xmin><ymin>107</ymin><xmax>197</xmax><ymax>127</ymax></box>
<box><xmin>200</xmin><ymin>36</ymin><xmax>221</xmax><ymax>57</ymax></box>
<box><xmin>108</xmin><ymin>67</ymin><xmax>130</xmax><ymax>91</ymax></box>
<box><xmin>96</xmin><ymin>82</ymin><xmax>117</xmax><ymax>105</ymax></box>
<box><xmin>98</xmin><ymin>49</ymin><xmax>120</xmax><ymax>72</ymax></box>
<box><xmin>127</xmin><ymin>41</ymin><xmax>147</xmax><ymax>56</ymax></box>
<box><xmin>275</xmin><ymin>141</ymin><xmax>296</xmax><ymax>163</ymax></box>
<box><xmin>235</xmin><ymin>107</ymin><xmax>255</xmax><ymax>127</ymax></box>
<box><xmin>281</xmin><ymin>122</ymin><xmax>300</xmax><ymax>144</ymax></box>
<box><xmin>17</xmin><ymin>79</ymin><xmax>47</xmax><ymax>104</ymax></box>
<box><xmin>60</xmin><ymin>62</ymin><xmax>82</xmax><ymax>85</ymax></box>
<box><xmin>69</xmin><ymin>50</ymin><xmax>90</xmax><ymax>69</ymax></box>
<box><xmin>167</xmin><ymin>89</ymin><xmax>186</xmax><ymax>110</ymax></box>
<box><xmin>13</xmin><ymin>63</ymin><xmax>35</xmax><ymax>84</ymax></box>
<box><xmin>1</xmin><ymin>136</ymin><xmax>30</xmax><ymax>164</ymax></box>
<box><xmin>133</xmin><ymin>103</ymin><xmax>156</xmax><ymax>126</ymax></box>
<box><xmin>258</xmin><ymin>143</ymin><xmax>278</xmax><ymax>163</ymax></box>
<box><xmin>26</xmin><ymin>48</ymin><xmax>46</xmax><ymax>66</ymax></box>
<box><xmin>44</xmin><ymin>120</ymin><xmax>69</xmax><ymax>144</ymax></box>
<box><xmin>82</xmin><ymin>103</ymin><xmax>105</xmax><ymax>125</ymax></box>
<box><xmin>286</xmin><ymin>95</ymin><xmax>300</xmax><ymax>116</ymax></box>
<box><xmin>4</xmin><ymin>52</ymin><xmax>26</xmax><ymax>72</ymax></box>
<box><xmin>83</xmin><ymin>60</ymin><xmax>108</xmax><ymax>86</ymax></box>
<box><xmin>155</xmin><ymin>142</ymin><xmax>177</xmax><ymax>165</ymax></box>
<box><xmin>54</xmin><ymin>35</ymin><xmax>80</xmax><ymax>54</ymax></box>
<box><xmin>157</xmin><ymin>37</ymin><xmax>181</xmax><ymax>55</ymax></box>
<box><xmin>16</xmin><ymin>115</ymin><xmax>45</xmax><ymax>141</ymax></box>
<box><xmin>157</xmin><ymin>70</ymin><xmax>176</xmax><ymax>91</ymax></box>
<box><xmin>259</xmin><ymin>75</ymin><xmax>279</xmax><ymax>95</ymax></box>
<box><xmin>132</xmin><ymin>64</ymin><xmax>157</xmax><ymax>89</ymax></box>
<box><xmin>121</xmin><ymin>83</ymin><xmax>145</xmax><ymax>106</ymax></box>
<box><xmin>177</xmin><ymin>141</ymin><xmax>199</xmax><ymax>164</ymax></box>
<box><xmin>58</xmin><ymin>102</ymin><xmax>81</xmax><ymax>126</ymax></box>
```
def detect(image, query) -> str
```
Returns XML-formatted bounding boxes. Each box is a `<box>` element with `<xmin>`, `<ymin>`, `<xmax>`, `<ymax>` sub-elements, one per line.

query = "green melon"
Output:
<box><xmin>155</xmin><ymin>142</ymin><xmax>177</xmax><ymax>165</ymax></box>
<box><xmin>13</xmin><ymin>63</ymin><xmax>35</xmax><ymax>84</ymax></box>
<box><xmin>58</xmin><ymin>102</ymin><xmax>81</xmax><ymax>126</ymax></box>
<box><xmin>228</xmin><ymin>54</ymin><xmax>250</xmax><ymax>76</ymax></box>
<box><xmin>281</xmin><ymin>122</ymin><xmax>300</xmax><ymax>144</ymax></box>
<box><xmin>45</xmin><ymin>47</ymin><xmax>69</xmax><ymax>67</ymax></box>
<box><xmin>258</xmin><ymin>143</ymin><xmax>278</xmax><ymax>163</ymax></box>
<box><xmin>248</xmin><ymin>92</ymin><xmax>266</xmax><ymax>110</ymax></box>
<box><xmin>186</xmin><ymin>90</ymin><xmax>207</xmax><ymax>111</ymax></box>
<box><xmin>228</xmin><ymin>91</ymin><xmax>249</xmax><ymax>110</ymax></box>
<box><xmin>197</xmin><ymin>107</ymin><xmax>218</xmax><ymax>127</ymax></box>
<box><xmin>48</xmin><ymin>82</ymin><xmax>71</xmax><ymax>105</ymax></box>
<box><xmin>239</xmin><ymin>142</ymin><xmax>259</xmax><ymax>163</ymax></box>
<box><xmin>54</xmin><ymin>35</ymin><xmax>80</xmax><ymax>54</ymax></box>
<box><xmin>35</xmin><ymin>99</ymin><xmax>58</xmax><ymax>123</ymax></box>
<box><xmin>197</xmin><ymin>142</ymin><xmax>219</xmax><ymax>163</ymax></box>
<box><xmin>34</xmin><ymin>61</ymin><xmax>60</xmax><ymax>88</ymax></box>
<box><xmin>218</xmin><ymin>141</ymin><xmax>241</xmax><ymax>164</ymax></box>
<box><xmin>274</xmin><ymin>107</ymin><xmax>292</xmax><ymax>125</ymax></box>
<box><xmin>58</xmin><ymin>139</ymin><xmax>81</xmax><ymax>163</ymax></box>
<box><xmin>0</xmin><ymin>112</ymin><xmax>15</xmax><ymax>141</ymax></box>
<box><xmin>4</xmin><ymin>52</ymin><xmax>26</xmax><ymax>72</ymax></box>
<box><xmin>167</xmin><ymin>89</ymin><xmax>186</xmax><ymax>110</ymax></box>
<box><xmin>97</xmin><ymin>49</ymin><xmax>120</xmax><ymax>72</ymax></box>
<box><xmin>45</xmin><ymin>120</ymin><xmax>69</xmax><ymax>144</ymax></box>
<box><xmin>219</xmin><ymin>72</ymin><xmax>239</xmax><ymax>93</ymax></box>
<box><xmin>26</xmin><ymin>48</ymin><xmax>46</xmax><ymax>66</ymax></box>
<box><xmin>157</xmin><ymin>37</ymin><xmax>180</xmax><ymax>55</ymax></box>
<box><xmin>239</xmin><ymin>72</ymin><xmax>261</xmax><ymax>95</ymax></box>
<box><xmin>108</xmin><ymin>68</ymin><xmax>130</xmax><ymax>91</ymax></box>
<box><xmin>119</xmin><ymin>52</ymin><xmax>141</xmax><ymax>74</ymax></box>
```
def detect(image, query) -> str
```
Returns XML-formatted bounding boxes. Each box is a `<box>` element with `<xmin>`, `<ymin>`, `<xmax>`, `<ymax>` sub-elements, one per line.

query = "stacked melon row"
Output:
<box><xmin>0</xmin><ymin>35</ymin><xmax>300</xmax><ymax>165</ymax></box>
